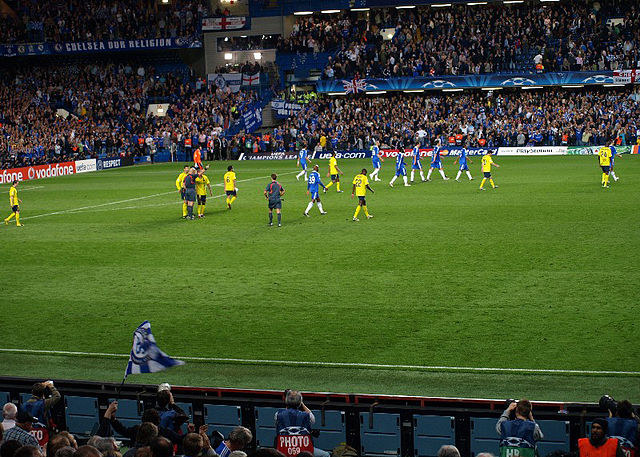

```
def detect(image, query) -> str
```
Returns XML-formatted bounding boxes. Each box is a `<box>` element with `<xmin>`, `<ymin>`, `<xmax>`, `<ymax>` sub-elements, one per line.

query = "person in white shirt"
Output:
<box><xmin>2</xmin><ymin>402</ymin><xmax>17</xmax><ymax>431</ymax></box>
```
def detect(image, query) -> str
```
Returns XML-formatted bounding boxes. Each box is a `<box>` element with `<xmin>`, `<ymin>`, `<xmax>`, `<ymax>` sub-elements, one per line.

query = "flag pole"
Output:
<box><xmin>116</xmin><ymin>376</ymin><xmax>127</xmax><ymax>399</ymax></box>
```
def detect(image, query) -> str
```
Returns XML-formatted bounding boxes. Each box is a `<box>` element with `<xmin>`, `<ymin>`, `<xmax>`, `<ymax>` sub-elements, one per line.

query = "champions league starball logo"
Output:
<box><xmin>581</xmin><ymin>74</ymin><xmax>614</xmax><ymax>84</ymax></box>
<box><xmin>131</xmin><ymin>326</ymin><xmax>156</xmax><ymax>364</ymax></box>
<box><xmin>500</xmin><ymin>77</ymin><xmax>537</xmax><ymax>86</ymax></box>
<box><xmin>422</xmin><ymin>80</ymin><xmax>456</xmax><ymax>88</ymax></box>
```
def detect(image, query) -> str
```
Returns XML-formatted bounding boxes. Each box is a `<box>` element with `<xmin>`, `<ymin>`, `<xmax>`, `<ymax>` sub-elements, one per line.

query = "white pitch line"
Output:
<box><xmin>17</xmin><ymin>186</ymin><xmax>44</xmax><ymax>191</ymax></box>
<box><xmin>22</xmin><ymin>171</ymin><xmax>296</xmax><ymax>220</ymax></box>
<box><xmin>0</xmin><ymin>348</ymin><xmax>637</xmax><ymax>376</ymax></box>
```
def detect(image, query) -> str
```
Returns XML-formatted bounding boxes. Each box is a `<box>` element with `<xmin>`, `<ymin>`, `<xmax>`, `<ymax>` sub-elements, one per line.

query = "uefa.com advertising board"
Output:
<box><xmin>238</xmin><ymin>145</ymin><xmax>639</xmax><ymax>161</ymax></box>
<box><xmin>0</xmin><ymin>156</ymin><xmax>136</xmax><ymax>184</ymax></box>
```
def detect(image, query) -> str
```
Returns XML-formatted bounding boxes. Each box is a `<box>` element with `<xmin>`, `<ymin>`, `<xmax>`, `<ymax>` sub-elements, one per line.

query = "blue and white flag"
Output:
<box><xmin>125</xmin><ymin>321</ymin><xmax>184</xmax><ymax>377</ymax></box>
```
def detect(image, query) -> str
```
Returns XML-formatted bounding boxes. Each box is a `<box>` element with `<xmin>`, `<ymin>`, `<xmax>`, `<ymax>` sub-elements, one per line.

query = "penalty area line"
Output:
<box><xmin>0</xmin><ymin>348</ymin><xmax>637</xmax><ymax>376</ymax></box>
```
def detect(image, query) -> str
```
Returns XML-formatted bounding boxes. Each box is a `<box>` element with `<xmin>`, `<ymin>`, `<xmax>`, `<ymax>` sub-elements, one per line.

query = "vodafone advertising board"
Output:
<box><xmin>0</xmin><ymin>162</ymin><xmax>76</xmax><ymax>184</ymax></box>
<box><xmin>379</xmin><ymin>147</ymin><xmax>495</xmax><ymax>159</ymax></box>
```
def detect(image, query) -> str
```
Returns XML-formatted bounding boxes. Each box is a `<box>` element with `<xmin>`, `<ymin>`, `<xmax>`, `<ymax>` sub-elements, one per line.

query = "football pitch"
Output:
<box><xmin>1</xmin><ymin>156</ymin><xmax>639</xmax><ymax>402</ymax></box>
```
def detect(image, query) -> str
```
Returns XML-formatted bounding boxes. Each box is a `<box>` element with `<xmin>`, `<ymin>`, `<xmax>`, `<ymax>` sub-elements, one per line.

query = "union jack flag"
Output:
<box><xmin>342</xmin><ymin>77</ymin><xmax>367</xmax><ymax>94</ymax></box>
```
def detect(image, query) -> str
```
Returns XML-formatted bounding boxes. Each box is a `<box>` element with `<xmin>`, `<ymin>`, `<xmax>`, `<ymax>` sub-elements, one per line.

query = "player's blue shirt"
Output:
<box><xmin>299</xmin><ymin>149</ymin><xmax>308</xmax><ymax>165</ymax></box>
<box><xmin>459</xmin><ymin>149</ymin><xmax>468</xmax><ymax>166</ymax></box>
<box><xmin>610</xmin><ymin>145</ymin><xmax>617</xmax><ymax>166</ymax></box>
<box><xmin>307</xmin><ymin>171</ymin><xmax>325</xmax><ymax>194</ymax></box>
<box><xmin>431</xmin><ymin>147</ymin><xmax>441</xmax><ymax>166</ymax></box>
<box><xmin>371</xmin><ymin>146</ymin><xmax>381</xmax><ymax>166</ymax></box>
<box><xmin>412</xmin><ymin>146</ymin><xmax>421</xmax><ymax>167</ymax></box>
<box><xmin>396</xmin><ymin>153</ymin><xmax>406</xmax><ymax>171</ymax></box>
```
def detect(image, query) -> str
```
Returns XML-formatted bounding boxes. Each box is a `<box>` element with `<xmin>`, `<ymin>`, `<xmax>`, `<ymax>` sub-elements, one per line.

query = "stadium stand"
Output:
<box><xmin>277</xmin><ymin>0</ymin><xmax>640</xmax><ymax>78</ymax></box>
<box><xmin>0</xmin><ymin>377</ymin><xmax>635</xmax><ymax>457</ymax></box>
<box><xmin>0</xmin><ymin>0</ymin><xmax>209</xmax><ymax>44</ymax></box>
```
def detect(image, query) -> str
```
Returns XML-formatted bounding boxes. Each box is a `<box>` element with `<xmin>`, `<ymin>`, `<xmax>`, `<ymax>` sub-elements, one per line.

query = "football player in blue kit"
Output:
<box><xmin>369</xmin><ymin>140</ymin><xmax>384</xmax><ymax>182</ymax></box>
<box><xmin>389</xmin><ymin>150</ymin><xmax>411</xmax><ymax>187</ymax></box>
<box><xmin>410</xmin><ymin>140</ymin><xmax>426</xmax><ymax>183</ymax></box>
<box><xmin>426</xmin><ymin>139</ymin><xmax>450</xmax><ymax>181</ymax></box>
<box><xmin>453</xmin><ymin>148</ymin><xmax>473</xmax><ymax>181</ymax></box>
<box><xmin>304</xmin><ymin>165</ymin><xmax>328</xmax><ymax>216</ymax></box>
<box><xmin>296</xmin><ymin>143</ymin><xmax>311</xmax><ymax>181</ymax></box>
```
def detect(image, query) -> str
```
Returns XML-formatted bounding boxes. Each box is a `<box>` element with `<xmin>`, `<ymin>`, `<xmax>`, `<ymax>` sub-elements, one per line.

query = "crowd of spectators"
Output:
<box><xmin>277</xmin><ymin>0</ymin><xmax>640</xmax><ymax>79</ymax></box>
<box><xmin>0</xmin><ymin>61</ymin><xmax>258</xmax><ymax>169</ymax></box>
<box><xmin>0</xmin><ymin>383</ymin><xmax>637</xmax><ymax>457</ymax></box>
<box><xmin>0</xmin><ymin>0</ymin><xmax>209</xmax><ymax>44</ymax></box>
<box><xmin>270</xmin><ymin>88</ymin><xmax>640</xmax><ymax>152</ymax></box>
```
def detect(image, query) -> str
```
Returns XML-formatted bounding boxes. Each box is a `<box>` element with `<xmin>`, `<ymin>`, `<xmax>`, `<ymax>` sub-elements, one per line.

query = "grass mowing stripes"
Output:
<box><xmin>0</xmin><ymin>156</ymin><xmax>639</xmax><ymax>401</ymax></box>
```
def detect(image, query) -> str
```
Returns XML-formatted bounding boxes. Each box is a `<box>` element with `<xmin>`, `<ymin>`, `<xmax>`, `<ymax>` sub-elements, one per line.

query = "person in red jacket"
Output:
<box><xmin>579</xmin><ymin>419</ymin><xmax>624</xmax><ymax>457</ymax></box>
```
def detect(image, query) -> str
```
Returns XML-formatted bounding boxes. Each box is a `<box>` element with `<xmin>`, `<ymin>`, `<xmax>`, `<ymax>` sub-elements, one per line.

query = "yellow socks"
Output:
<box><xmin>363</xmin><ymin>206</ymin><xmax>369</xmax><ymax>217</ymax></box>
<box><xmin>15</xmin><ymin>213</ymin><xmax>20</xmax><ymax>225</ymax></box>
<box><xmin>326</xmin><ymin>181</ymin><xmax>334</xmax><ymax>189</ymax></box>
<box><xmin>230</xmin><ymin>196</ymin><xmax>236</xmax><ymax>205</ymax></box>
<box><xmin>354</xmin><ymin>206</ymin><xmax>361</xmax><ymax>218</ymax></box>
<box><xmin>337</xmin><ymin>182</ymin><xmax>341</xmax><ymax>191</ymax></box>
<box><xmin>480</xmin><ymin>178</ymin><xmax>487</xmax><ymax>188</ymax></box>
<box><xmin>5</xmin><ymin>213</ymin><xmax>15</xmax><ymax>222</ymax></box>
<box><xmin>182</xmin><ymin>202</ymin><xmax>188</xmax><ymax>217</ymax></box>
<box><xmin>489</xmin><ymin>179</ymin><xmax>495</xmax><ymax>188</ymax></box>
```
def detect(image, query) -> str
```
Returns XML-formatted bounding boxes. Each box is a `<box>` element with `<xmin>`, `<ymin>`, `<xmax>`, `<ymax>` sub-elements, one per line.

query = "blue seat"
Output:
<box><xmin>255</xmin><ymin>406</ymin><xmax>280</xmax><ymax>448</ymax></box>
<box><xmin>536</xmin><ymin>419</ymin><xmax>570</xmax><ymax>456</ymax></box>
<box><xmin>20</xmin><ymin>393</ymin><xmax>32</xmax><ymax>405</ymax></box>
<box><xmin>470</xmin><ymin>417</ymin><xmax>499</xmax><ymax>457</ymax></box>
<box><xmin>65</xmin><ymin>396</ymin><xmax>99</xmax><ymax>437</ymax></box>
<box><xmin>108</xmin><ymin>398</ymin><xmax>143</xmax><ymax>439</ymax></box>
<box><xmin>359</xmin><ymin>412</ymin><xmax>401</xmax><ymax>456</ymax></box>
<box><xmin>204</xmin><ymin>404</ymin><xmax>241</xmax><ymax>440</ymax></box>
<box><xmin>310</xmin><ymin>409</ymin><xmax>346</xmax><ymax>451</ymax></box>
<box><xmin>414</xmin><ymin>415</ymin><xmax>456</xmax><ymax>457</ymax></box>
<box><xmin>0</xmin><ymin>392</ymin><xmax>10</xmax><ymax>406</ymax></box>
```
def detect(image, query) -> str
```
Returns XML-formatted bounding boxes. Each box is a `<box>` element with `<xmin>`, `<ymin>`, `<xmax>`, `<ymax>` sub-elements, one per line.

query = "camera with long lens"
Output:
<box><xmin>599</xmin><ymin>395</ymin><xmax>618</xmax><ymax>414</ymax></box>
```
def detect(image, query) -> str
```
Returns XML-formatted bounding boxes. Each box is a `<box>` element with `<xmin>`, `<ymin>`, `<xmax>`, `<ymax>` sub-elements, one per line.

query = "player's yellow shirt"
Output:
<box><xmin>481</xmin><ymin>154</ymin><xmax>494</xmax><ymax>172</ymax></box>
<box><xmin>599</xmin><ymin>147</ymin><xmax>612</xmax><ymax>166</ymax></box>
<box><xmin>195</xmin><ymin>174</ymin><xmax>210</xmax><ymax>196</ymax></box>
<box><xmin>223</xmin><ymin>171</ymin><xmax>236</xmax><ymax>191</ymax></box>
<box><xmin>9</xmin><ymin>186</ymin><xmax>18</xmax><ymax>207</ymax></box>
<box><xmin>352</xmin><ymin>174</ymin><xmax>369</xmax><ymax>197</ymax></box>
<box><xmin>176</xmin><ymin>172</ymin><xmax>187</xmax><ymax>190</ymax></box>
<box><xmin>329</xmin><ymin>157</ymin><xmax>338</xmax><ymax>174</ymax></box>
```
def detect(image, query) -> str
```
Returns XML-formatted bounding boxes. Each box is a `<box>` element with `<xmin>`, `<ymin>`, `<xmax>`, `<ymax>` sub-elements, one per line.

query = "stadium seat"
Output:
<box><xmin>254</xmin><ymin>406</ymin><xmax>280</xmax><ymax>448</ymax></box>
<box><xmin>535</xmin><ymin>420</ymin><xmax>570</xmax><ymax>456</ymax></box>
<box><xmin>359</xmin><ymin>412</ymin><xmax>401</xmax><ymax>456</ymax></box>
<box><xmin>470</xmin><ymin>417</ymin><xmax>500</xmax><ymax>457</ymax></box>
<box><xmin>413</xmin><ymin>415</ymin><xmax>456</xmax><ymax>457</ymax></box>
<box><xmin>0</xmin><ymin>392</ymin><xmax>10</xmax><ymax>406</ymax></box>
<box><xmin>310</xmin><ymin>409</ymin><xmax>346</xmax><ymax>451</ymax></box>
<box><xmin>108</xmin><ymin>398</ymin><xmax>142</xmax><ymax>439</ymax></box>
<box><xmin>204</xmin><ymin>404</ymin><xmax>242</xmax><ymax>439</ymax></box>
<box><xmin>64</xmin><ymin>396</ymin><xmax>100</xmax><ymax>438</ymax></box>
<box><xmin>176</xmin><ymin>402</ymin><xmax>194</xmax><ymax>435</ymax></box>
<box><xmin>20</xmin><ymin>393</ymin><xmax>32</xmax><ymax>404</ymax></box>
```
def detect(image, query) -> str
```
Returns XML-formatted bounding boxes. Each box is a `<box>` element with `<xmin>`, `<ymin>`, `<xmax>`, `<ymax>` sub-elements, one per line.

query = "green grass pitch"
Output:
<box><xmin>1</xmin><ymin>155</ymin><xmax>639</xmax><ymax>402</ymax></box>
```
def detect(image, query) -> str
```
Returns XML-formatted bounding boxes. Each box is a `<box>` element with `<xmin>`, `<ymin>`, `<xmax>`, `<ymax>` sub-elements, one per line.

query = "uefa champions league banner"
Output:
<box><xmin>316</xmin><ymin>71</ymin><xmax>621</xmax><ymax>93</ymax></box>
<box><xmin>0</xmin><ymin>37</ymin><xmax>201</xmax><ymax>57</ymax></box>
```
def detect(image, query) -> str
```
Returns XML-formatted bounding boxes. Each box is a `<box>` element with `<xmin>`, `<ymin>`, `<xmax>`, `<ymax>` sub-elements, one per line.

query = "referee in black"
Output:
<box><xmin>182</xmin><ymin>167</ymin><xmax>198</xmax><ymax>220</ymax></box>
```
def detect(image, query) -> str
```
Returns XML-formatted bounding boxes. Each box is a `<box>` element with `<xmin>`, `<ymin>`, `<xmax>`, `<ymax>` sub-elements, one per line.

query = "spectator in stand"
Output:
<box><xmin>496</xmin><ymin>399</ymin><xmax>543</xmax><ymax>457</ymax></box>
<box><xmin>2</xmin><ymin>403</ymin><xmax>17</xmax><ymax>431</ymax></box>
<box><xmin>150</xmin><ymin>438</ymin><xmax>174</xmax><ymax>457</ymax></box>
<box><xmin>122</xmin><ymin>423</ymin><xmax>159</xmax><ymax>457</ymax></box>
<box><xmin>14</xmin><ymin>446</ymin><xmax>42</xmax><ymax>457</ymax></box>
<box><xmin>1</xmin><ymin>441</ymin><xmax>22</xmax><ymax>457</ymax></box>
<box><xmin>2</xmin><ymin>412</ymin><xmax>40</xmax><ymax>449</ymax></box>
<box><xmin>606</xmin><ymin>400</ymin><xmax>640</xmax><ymax>456</ymax></box>
<box><xmin>579</xmin><ymin>419</ymin><xmax>625</xmax><ymax>457</ymax></box>
<box><xmin>75</xmin><ymin>446</ymin><xmax>103</xmax><ymax>457</ymax></box>
<box><xmin>56</xmin><ymin>448</ymin><xmax>77</xmax><ymax>457</ymax></box>
<box><xmin>156</xmin><ymin>385</ymin><xmax>189</xmax><ymax>435</ymax></box>
<box><xmin>179</xmin><ymin>431</ymin><xmax>216</xmax><ymax>457</ymax></box>
<box><xmin>213</xmin><ymin>427</ymin><xmax>252</xmax><ymax>457</ymax></box>
<box><xmin>436</xmin><ymin>445</ymin><xmax>460</xmax><ymax>457</ymax></box>
<box><xmin>86</xmin><ymin>437</ymin><xmax>118</xmax><ymax>456</ymax></box>
<box><xmin>22</xmin><ymin>381</ymin><xmax>61</xmax><ymax>426</ymax></box>
<box><xmin>47</xmin><ymin>434</ymin><xmax>73</xmax><ymax>457</ymax></box>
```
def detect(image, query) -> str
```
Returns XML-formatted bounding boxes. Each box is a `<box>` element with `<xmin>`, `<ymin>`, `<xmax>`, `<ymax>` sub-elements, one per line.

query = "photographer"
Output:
<box><xmin>579</xmin><ymin>418</ymin><xmax>624</xmax><ymax>457</ymax></box>
<box><xmin>22</xmin><ymin>381</ymin><xmax>61</xmax><ymax>427</ymax></box>
<box><xmin>602</xmin><ymin>396</ymin><xmax>640</xmax><ymax>457</ymax></box>
<box><xmin>495</xmin><ymin>399</ymin><xmax>543</xmax><ymax>457</ymax></box>
<box><xmin>274</xmin><ymin>391</ymin><xmax>329</xmax><ymax>457</ymax></box>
